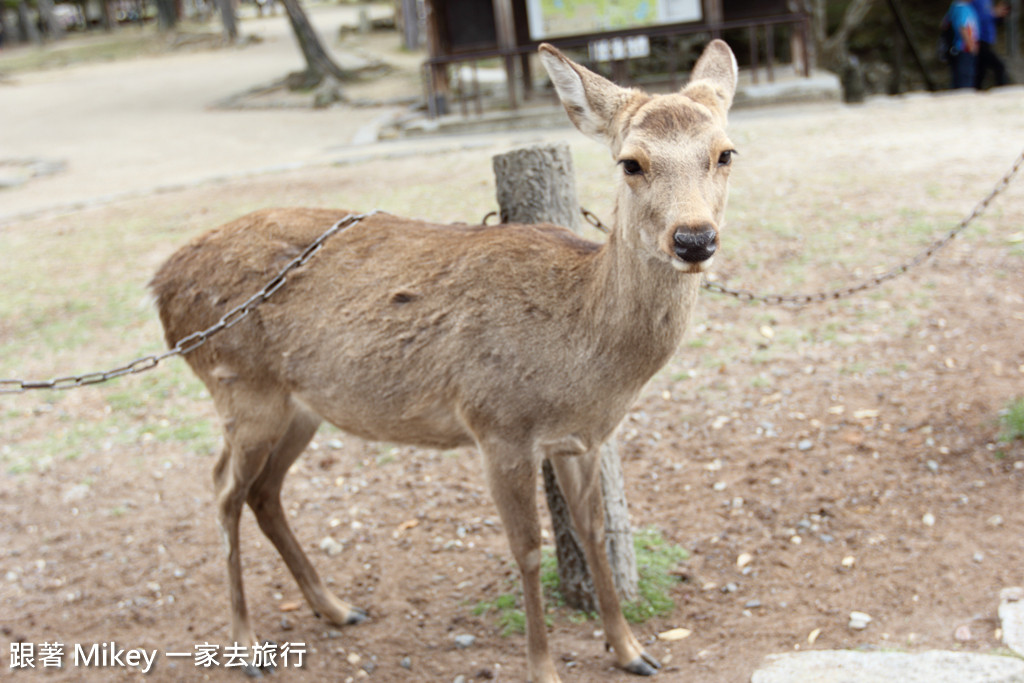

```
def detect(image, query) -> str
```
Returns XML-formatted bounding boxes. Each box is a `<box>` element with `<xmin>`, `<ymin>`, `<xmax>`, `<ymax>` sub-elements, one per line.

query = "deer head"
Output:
<box><xmin>539</xmin><ymin>41</ymin><xmax>738</xmax><ymax>273</ymax></box>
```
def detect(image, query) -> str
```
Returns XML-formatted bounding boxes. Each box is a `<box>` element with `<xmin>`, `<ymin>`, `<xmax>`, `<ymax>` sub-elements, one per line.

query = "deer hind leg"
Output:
<box><xmin>479</xmin><ymin>439</ymin><xmax>561</xmax><ymax>683</ymax></box>
<box><xmin>549</xmin><ymin>453</ymin><xmax>661</xmax><ymax>676</ymax></box>
<box><xmin>210</xmin><ymin>388</ymin><xmax>294</xmax><ymax>665</ymax></box>
<box><xmin>246</xmin><ymin>404</ymin><xmax>367</xmax><ymax>627</ymax></box>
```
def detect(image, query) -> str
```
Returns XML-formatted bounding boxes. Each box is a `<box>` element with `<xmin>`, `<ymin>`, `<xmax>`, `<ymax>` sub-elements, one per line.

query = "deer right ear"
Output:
<box><xmin>538</xmin><ymin>43</ymin><xmax>638</xmax><ymax>146</ymax></box>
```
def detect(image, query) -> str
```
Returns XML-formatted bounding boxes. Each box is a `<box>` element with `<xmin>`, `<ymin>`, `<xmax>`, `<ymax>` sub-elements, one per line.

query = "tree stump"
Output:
<box><xmin>491</xmin><ymin>143</ymin><xmax>639</xmax><ymax>610</ymax></box>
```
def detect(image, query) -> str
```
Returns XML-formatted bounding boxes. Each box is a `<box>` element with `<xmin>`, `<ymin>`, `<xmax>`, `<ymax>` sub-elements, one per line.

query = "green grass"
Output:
<box><xmin>998</xmin><ymin>397</ymin><xmax>1024</xmax><ymax>443</ymax></box>
<box><xmin>621</xmin><ymin>527</ymin><xmax>689</xmax><ymax>623</ymax></box>
<box><xmin>473</xmin><ymin>592</ymin><xmax>528</xmax><ymax>636</ymax></box>
<box><xmin>0</xmin><ymin>30</ymin><xmax>163</xmax><ymax>74</ymax></box>
<box><xmin>470</xmin><ymin>528</ymin><xmax>688</xmax><ymax>635</ymax></box>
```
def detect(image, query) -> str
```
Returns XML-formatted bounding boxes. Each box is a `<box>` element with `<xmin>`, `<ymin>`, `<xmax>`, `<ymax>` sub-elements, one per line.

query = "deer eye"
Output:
<box><xmin>717</xmin><ymin>149</ymin><xmax>736</xmax><ymax>167</ymax></box>
<box><xmin>620</xmin><ymin>159</ymin><xmax>643</xmax><ymax>176</ymax></box>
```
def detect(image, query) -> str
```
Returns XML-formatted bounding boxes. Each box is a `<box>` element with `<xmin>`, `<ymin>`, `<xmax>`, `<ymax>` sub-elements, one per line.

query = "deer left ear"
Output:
<box><xmin>538</xmin><ymin>43</ymin><xmax>641</xmax><ymax>146</ymax></box>
<box><xmin>683</xmin><ymin>39</ymin><xmax>738</xmax><ymax>117</ymax></box>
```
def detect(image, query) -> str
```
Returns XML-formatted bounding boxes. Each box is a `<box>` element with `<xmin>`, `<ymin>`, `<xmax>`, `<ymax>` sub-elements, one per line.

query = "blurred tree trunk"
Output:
<box><xmin>807</xmin><ymin>0</ymin><xmax>877</xmax><ymax>68</ymax></box>
<box><xmin>155</xmin><ymin>0</ymin><xmax>178</xmax><ymax>31</ymax></box>
<box><xmin>37</xmin><ymin>0</ymin><xmax>65</xmax><ymax>41</ymax></box>
<box><xmin>217</xmin><ymin>0</ymin><xmax>238</xmax><ymax>41</ymax></box>
<box><xmin>16</xmin><ymin>0</ymin><xmax>39</xmax><ymax>44</ymax></box>
<box><xmin>279</xmin><ymin>0</ymin><xmax>357</xmax><ymax>98</ymax></box>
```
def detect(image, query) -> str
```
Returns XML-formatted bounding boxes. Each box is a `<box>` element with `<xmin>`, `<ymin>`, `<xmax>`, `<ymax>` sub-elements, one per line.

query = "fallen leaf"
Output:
<box><xmin>807</xmin><ymin>628</ymin><xmax>822</xmax><ymax>644</ymax></box>
<box><xmin>279</xmin><ymin>601</ymin><xmax>301</xmax><ymax>612</ymax></box>
<box><xmin>658</xmin><ymin>627</ymin><xmax>692</xmax><ymax>641</ymax></box>
<box><xmin>396</xmin><ymin>518</ymin><xmax>419</xmax><ymax>532</ymax></box>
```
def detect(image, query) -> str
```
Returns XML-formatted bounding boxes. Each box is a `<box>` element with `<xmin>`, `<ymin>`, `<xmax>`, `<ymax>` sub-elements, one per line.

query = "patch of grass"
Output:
<box><xmin>477</xmin><ymin>529</ymin><xmax>687</xmax><ymax>634</ymax></box>
<box><xmin>621</xmin><ymin>527</ymin><xmax>689</xmax><ymax>623</ymax></box>
<box><xmin>0</xmin><ymin>27</ymin><xmax>182</xmax><ymax>75</ymax></box>
<box><xmin>473</xmin><ymin>592</ymin><xmax>527</xmax><ymax>636</ymax></box>
<box><xmin>998</xmin><ymin>397</ymin><xmax>1024</xmax><ymax>443</ymax></box>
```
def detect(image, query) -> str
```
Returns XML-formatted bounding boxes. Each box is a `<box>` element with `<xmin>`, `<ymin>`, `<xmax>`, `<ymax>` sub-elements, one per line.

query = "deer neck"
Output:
<box><xmin>583</xmin><ymin>213</ymin><xmax>701</xmax><ymax>380</ymax></box>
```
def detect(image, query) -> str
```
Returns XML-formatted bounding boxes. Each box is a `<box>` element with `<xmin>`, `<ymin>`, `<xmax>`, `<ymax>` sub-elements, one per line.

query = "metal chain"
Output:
<box><xmin>580</xmin><ymin>148</ymin><xmax>1024</xmax><ymax>307</ymax></box>
<box><xmin>0</xmin><ymin>211</ymin><xmax>380</xmax><ymax>394</ymax></box>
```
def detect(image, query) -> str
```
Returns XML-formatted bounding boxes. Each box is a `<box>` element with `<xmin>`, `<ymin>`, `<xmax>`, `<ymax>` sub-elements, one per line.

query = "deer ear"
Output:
<box><xmin>538</xmin><ymin>43</ymin><xmax>639</xmax><ymax>145</ymax></box>
<box><xmin>683</xmin><ymin>39</ymin><xmax>738</xmax><ymax>116</ymax></box>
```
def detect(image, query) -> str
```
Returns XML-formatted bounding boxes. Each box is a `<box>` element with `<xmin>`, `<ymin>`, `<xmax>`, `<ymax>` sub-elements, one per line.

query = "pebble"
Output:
<box><xmin>61</xmin><ymin>483</ymin><xmax>90</xmax><ymax>504</ymax></box>
<box><xmin>453</xmin><ymin>676</ymin><xmax>467</xmax><ymax>683</ymax></box>
<box><xmin>922</xmin><ymin>512</ymin><xmax>936</xmax><ymax>527</ymax></box>
<box><xmin>745</xmin><ymin>600</ymin><xmax>762</xmax><ymax>609</ymax></box>
<box><xmin>926</xmin><ymin>459</ymin><xmax>939</xmax><ymax>474</ymax></box>
<box><xmin>723</xmin><ymin>582</ymin><xmax>739</xmax><ymax>594</ymax></box>
<box><xmin>399</xmin><ymin>656</ymin><xmax>412</xmax><ymax>670</ymax></box>
<box><xmin>848</xmin><ymin>611</ymin><xmax>872</xmax><ymax>630</ymax></box>
<box><xmin>797</xmin><ymin>439</ymin><xmax>813</xmax><ymax>451</ymax></box>
<box><xmin>453</xmin><ymin>634</ymin><xmax>476</xmax><ymax>649</ymax></box>
<box><xmin>320</xmin><ymin>537</ymin><xmax>344</xmax><ymax>556</ymax></box>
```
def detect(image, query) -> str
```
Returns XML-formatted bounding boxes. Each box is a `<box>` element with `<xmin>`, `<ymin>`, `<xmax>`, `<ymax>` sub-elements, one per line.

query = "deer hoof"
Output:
<box><xmin>345</xmin><ymin>607</ymin><xmax>368</xmax><ymax>625</ymax></box>
<box><xmin>241</xmin><ymin>641</ymin><xmax>277</xmax><ymax>678</ymax></box>
<box><xmin>624</xmin><ymin>653</ymin><xmax>660</xmax><ymax>676</ymax></box>
<box><xmin>242</xmin><ymin>662</ymin><xmax>266</xmax><ymax>678</ymax></box>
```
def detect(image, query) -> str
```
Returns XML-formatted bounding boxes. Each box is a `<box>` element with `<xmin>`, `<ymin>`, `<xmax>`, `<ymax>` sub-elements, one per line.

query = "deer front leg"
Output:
<box><xmin>550</xmin><ymin>453</ymin><xmax>660</xmax><ymax>676</ymax></box>
<box><xmin>480</xmin><ymin>440</ymin><xmax>561</xmax><ymax>683</ymax></box>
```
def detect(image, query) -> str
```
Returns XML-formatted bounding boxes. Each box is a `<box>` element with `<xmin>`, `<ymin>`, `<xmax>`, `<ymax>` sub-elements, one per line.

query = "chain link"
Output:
<box><xmin>0</xmin><ymin>211</ymin><xmax>380</xmax><ymax>394</ymax></box>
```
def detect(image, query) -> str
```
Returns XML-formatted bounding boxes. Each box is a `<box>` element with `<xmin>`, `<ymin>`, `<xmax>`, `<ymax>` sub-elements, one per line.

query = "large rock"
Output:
<box><xmin>751</xmin><ymin>650</ymin><xmax>1024</xmax><ymax>683</ymax></box>
<box><xmin>1000</xmin><ymin>587</ymin><xmax>1024</xmax><ymax>656</ymax></box>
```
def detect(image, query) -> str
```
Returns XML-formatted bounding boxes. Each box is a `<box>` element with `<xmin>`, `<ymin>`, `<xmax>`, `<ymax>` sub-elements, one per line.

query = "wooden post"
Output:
<box><xmin>492</xmin><ymin>143</ymin><xmax>639</xmax><ymax>610</ymax></box>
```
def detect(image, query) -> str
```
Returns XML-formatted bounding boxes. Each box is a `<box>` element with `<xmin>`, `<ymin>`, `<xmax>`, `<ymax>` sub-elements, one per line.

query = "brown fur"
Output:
<box><xmin>152</xmin><ymin>41</ymin><xmax>739</xmax><ymax>683</ymax></box>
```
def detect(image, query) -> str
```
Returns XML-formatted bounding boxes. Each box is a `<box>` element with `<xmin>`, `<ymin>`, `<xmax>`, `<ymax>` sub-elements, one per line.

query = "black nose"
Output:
<box><xmin>673</xmin><ymin>225</ymin><xmax>718</xmax><ymax>263</ymax></box>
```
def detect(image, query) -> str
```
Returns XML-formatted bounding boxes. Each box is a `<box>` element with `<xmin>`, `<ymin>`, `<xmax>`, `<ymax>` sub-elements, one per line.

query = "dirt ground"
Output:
<box><xmin>3</xmin><ymin>12</ymin><xmax>1024</xmax><ymax>683</ymax></box>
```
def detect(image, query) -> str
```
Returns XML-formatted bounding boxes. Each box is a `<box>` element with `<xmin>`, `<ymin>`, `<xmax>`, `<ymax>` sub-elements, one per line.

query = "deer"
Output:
<box><xmin>150</xmin><ymin>40</ymin><xmax>738</xmax><ymax>682</ymax></box>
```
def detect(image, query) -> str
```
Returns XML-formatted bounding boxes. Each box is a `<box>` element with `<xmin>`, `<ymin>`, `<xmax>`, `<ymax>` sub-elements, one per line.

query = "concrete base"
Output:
<box><xmin>752</xmin><ymin>650</ymin><xmax>1024</xmax><ymax>683</ymax></box>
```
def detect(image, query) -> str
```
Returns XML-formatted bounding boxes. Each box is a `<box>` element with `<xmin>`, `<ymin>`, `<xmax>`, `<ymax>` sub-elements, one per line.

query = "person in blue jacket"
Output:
<box><xmin>947</xmin><ymin>0</ymin><xmax>980</xmax><ymax>89</ymax></box>
<box><xmin>972</xmin><ymin>0</ymin><xmax>1011</xmax><ymax>88</ymax></box>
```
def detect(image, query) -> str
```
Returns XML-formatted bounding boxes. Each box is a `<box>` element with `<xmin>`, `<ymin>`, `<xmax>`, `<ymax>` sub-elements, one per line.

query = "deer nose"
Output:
<box><xmin>673</xmin><ymin>224</ymin><xmax>718</xmax><ymax>263</ymax></box>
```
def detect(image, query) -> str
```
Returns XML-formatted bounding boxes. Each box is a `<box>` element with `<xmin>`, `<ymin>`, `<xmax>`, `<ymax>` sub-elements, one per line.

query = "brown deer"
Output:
<box><xmin>151</xmin><ymin>40</ymin><xmax>737</xmax><ymax>682</ymax></box>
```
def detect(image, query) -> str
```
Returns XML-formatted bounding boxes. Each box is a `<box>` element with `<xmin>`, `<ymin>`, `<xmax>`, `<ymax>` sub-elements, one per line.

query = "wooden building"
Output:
<box><xmin>422</xmin><ymin>0</ymin><xmax>809</xmax><ymax>116</ymax></box>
